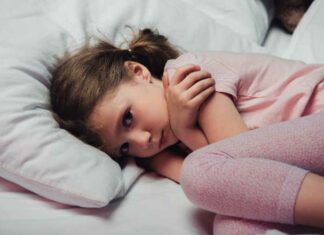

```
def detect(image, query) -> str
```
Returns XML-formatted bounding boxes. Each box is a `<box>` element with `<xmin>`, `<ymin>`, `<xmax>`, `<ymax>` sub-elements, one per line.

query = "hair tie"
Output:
<box><xmin>126</xmin><ymin>48</ymin><xmax>134</xmax><ymax>58</ymax></box>
<box><xmin>126</xmin><ymin>49</ymin><xmax>150</xmax><ymax>69</ymax></box>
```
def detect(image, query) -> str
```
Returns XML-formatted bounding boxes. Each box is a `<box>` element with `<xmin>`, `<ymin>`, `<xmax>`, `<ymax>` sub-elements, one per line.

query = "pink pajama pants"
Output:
<box><xmin>180</xmin><ymin>112</ymin><xmax>324</xmax><ymax>234</ymax></box>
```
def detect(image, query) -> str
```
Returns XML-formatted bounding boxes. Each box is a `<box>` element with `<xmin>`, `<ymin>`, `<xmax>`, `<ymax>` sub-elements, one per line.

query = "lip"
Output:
<box><xmin>159</xmin><ymin>130</ymin><xmax>164</xmax><ymax>149</ymax></box>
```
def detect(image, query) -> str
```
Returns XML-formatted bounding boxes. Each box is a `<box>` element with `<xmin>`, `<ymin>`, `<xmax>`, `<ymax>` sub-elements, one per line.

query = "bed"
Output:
<box><xmin>1</xmin><ymin>0</ymin><xmax>323</xmax><ymax>234</ymax></box>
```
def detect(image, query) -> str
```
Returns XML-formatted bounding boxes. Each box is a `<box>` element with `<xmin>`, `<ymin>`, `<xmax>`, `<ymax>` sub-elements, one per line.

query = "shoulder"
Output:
<box><xmin>165</xmin><ymin>51</ymin><xmax>229</xmax><ymax>66</ymax></box>
<box><xmin>164</xmin><ymin>51</ymin><xmax>236</xmax><ymax>78</ymax></box>
<box><xmin>165</xmin><ymin>53</ymin><xmax>198</xmax><ymax>70</ymax></box>
<box><xmin>166</xmin><ymin>51</ymin><xmax>269</xmax><ymax>73</ymax></box>
<box><xmin>199</xmin><ymin>91</ymin><xmax>248</xmax><ymax>143</ymax></box>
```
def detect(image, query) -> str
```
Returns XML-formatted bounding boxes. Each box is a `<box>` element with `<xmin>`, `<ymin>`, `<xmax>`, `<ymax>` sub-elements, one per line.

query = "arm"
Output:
<box><xmin>198</xmin><ymin>91</ymin><xmax>248</xmax><ymax>143</ymax></box>
<box><xmin>163</xmin><ymin>64</ymin><xmax>247</xmax><ymax>149</ymax></box>
<box><xmin>152</xmin><ymin>85</ymin><xmax>247</xmax><ymax>182</ymax></box>
<box><xmin>137</xmin><ymin>148</ymin><xmax>185</xmax><ymax>183</ymax></box>
<box><xmin>162</xmin><ymin>65</ymin><xmax>214</xmax><ymax>150</ymax></box>
<box><xmin>165</xmin><ymin>53</ymin><xmax>248</xmax><ymax>143</ymax></box>
<box><xmin>135</xmin><ymin>65</ymin><xmax>215</xmax><ymax>183</ymax></box>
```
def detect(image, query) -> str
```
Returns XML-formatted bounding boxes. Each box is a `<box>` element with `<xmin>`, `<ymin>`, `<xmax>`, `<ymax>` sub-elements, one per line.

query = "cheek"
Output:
<box><xmin>153</xmin><ymin>103</ymin><xmax>169</xmax><ymax>125</ymax></box>
<box><xmin>143</xmin><ymin>93</ymin><xmax>168</xmax><ymax>122</ymax></box>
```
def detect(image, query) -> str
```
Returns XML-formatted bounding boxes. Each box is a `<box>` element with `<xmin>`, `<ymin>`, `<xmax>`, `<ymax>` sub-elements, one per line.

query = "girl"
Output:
<box><xmin>50</xmin><ymin>28</ymin><xmax>324</xmax><ymax>234</ymax></box>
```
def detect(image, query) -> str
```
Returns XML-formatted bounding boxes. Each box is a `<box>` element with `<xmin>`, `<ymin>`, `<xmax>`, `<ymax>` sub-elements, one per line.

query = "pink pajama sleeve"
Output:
<box><xmin>180</xmin><ymin>112</ymin><xmax>324</xmax><ymax>225</ymax></box>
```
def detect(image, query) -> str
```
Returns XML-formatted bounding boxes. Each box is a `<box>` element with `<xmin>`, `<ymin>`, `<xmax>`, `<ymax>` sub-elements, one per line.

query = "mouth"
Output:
<box><xmin>159</xmin><ymin>130</ymin><xmax>164</xmax><ymax>149</ymax></box>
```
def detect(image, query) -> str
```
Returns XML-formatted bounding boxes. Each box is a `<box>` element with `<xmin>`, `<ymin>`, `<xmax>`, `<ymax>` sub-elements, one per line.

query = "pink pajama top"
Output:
<box><xmin>164</xmin><ymin>52</ymin><xmax>324</xmax><ymax>227</ymax></box>
<box><xmin>165</xmin><ymin>52</ymin><xmax>324</xmax><ymax>130</ymax></box>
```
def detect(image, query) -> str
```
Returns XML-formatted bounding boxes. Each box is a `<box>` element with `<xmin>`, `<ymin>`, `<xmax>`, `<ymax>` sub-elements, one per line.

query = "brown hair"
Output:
<box><xmin>50</xmin><ymin>28</ymin><xmax>180</xmax><ymax>158</ymax></box>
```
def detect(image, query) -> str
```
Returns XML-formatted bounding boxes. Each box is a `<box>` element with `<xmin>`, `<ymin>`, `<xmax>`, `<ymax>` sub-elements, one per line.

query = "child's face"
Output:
<box><xmin>88</xmin><ymin>62</ymin><xmax>178</xmax><ymax>158</ymax></box>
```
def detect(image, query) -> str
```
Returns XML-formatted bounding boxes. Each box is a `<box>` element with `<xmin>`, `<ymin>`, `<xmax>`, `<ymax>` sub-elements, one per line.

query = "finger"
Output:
<box><xmin>171</xmin><ymin>64</ymin><xmax>201</xmax><ymax>85</ymax></box>
<box><xmin>162</xmin><ymin>70</ymin><xmax>169</xmax><ymax>89</ymax></box>
<box><xmin>189</xmin><ymin>86</ymin><xmax>216</xmax><ymax>108</ymax></box>
<box><xmin>185</xmin><ymin>77</ymin><xmax>215</xmax><ymax>99</ymax></box>
<box><xmin>179</xmin><ymin>70</ymin><xmax>212</xmax><ymax>90</ymax></box>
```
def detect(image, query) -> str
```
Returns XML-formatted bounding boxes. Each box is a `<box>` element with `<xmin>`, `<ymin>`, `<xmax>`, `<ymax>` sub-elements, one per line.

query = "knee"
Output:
<box><xmin>179</xmin><ymin>146</ymin><xmax>237</xmax><ymax>214</ymax></box>
<box><xmin>180</xmin><ymin>148</ymin><xmax>222</xmax><ymax>209</ymax></box>
<box><xmin>179</xmin><ymin>150</ymin><xmax>204</xmax><ymax>202</ymax></box>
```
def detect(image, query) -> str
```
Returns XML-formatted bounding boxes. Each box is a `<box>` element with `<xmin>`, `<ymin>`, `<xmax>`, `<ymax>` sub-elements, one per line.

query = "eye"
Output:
<box><xmin>119</xmin><ymin>143</ymin><xmax>129</xmax><ymax>156</ymax></box>
<box><xmin>119</xmin><ymin>109</ymin><xmax>132</xmax><ymax>156</ymax></box>
<box><xmin>122</xmin><ymin>110</ymin><xmax>133</xmax><ymax>127</ymax></box>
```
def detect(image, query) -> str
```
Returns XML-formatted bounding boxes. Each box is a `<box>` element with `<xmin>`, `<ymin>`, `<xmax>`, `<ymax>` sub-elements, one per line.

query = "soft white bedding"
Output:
<box><xmin>0</xmin><ymin>175</ymin><xmax>214</xmax><ymax>235</ymax></box>
<box><xmin>0</xmin><ymin>0</ymin><xmax>323</xmax><ymax>234</ymax></box>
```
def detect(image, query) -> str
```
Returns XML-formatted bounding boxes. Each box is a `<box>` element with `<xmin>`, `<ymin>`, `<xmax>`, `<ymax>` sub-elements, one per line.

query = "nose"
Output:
<box><xmin>128</xmin><ymin>129</ymin><xmax>152</xmax><ymax>149</ymax></box>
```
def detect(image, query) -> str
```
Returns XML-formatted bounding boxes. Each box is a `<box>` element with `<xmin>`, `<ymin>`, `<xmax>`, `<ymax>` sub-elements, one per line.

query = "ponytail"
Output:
<box><xmin>128</xmin><ymin>28</ymin><xmax>180</xmax><ymax>78</ymax></box>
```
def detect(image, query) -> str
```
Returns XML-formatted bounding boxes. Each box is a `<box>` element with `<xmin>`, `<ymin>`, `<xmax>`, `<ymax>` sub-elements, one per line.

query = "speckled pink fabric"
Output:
<box><xmin>165</xmin><ymin>52</ymin><xmax>324</xmax><ymax>130</ymax></box>
<box><xmin>213</xmin><ymin>214</ymin><xmax>324</xmax><ymax>235</ymax></box>
<box><xmin>180</xmin><ymin>112</ymin><xmax>324</xmax><ymax>233</ymax></box>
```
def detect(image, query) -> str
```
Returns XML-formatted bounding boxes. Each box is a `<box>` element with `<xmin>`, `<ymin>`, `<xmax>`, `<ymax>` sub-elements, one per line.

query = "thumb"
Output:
<box><xmin>162</xmin><ymin>70</ymin><xmax>169</xmax><ymax>90</ymax></box>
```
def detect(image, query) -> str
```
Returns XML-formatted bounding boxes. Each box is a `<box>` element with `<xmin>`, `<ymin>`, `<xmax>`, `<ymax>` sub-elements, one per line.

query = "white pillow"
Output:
<box><xmin>0</xmin><ymin>11</ymin><xmax>124</xmax><ymax>208</ymax></box>
<box><xmin>0</xmin><ymin>0</ymin><xmax>267</xmax><ymax>207</ymax></box>
<box><xmin>283</xmin><ymin>0</ymin><xmax>324</xmax><ymax>63</ymax></box>
<box><xmin>180</xmin><ymin>0</ymin><xmax>274</xmax><ymax>44</ymax></box>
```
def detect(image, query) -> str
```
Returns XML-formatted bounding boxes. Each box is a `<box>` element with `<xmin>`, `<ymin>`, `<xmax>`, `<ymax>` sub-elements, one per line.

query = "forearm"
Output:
<box><xmin>198</xmin><ymin>92</ymin><xmax>248</xmax><ymax>144</ymax></box>
<box><xmin>146</xmin><ymin>150</ymin><xmax>185</xmax><ymax>183</ymax></box>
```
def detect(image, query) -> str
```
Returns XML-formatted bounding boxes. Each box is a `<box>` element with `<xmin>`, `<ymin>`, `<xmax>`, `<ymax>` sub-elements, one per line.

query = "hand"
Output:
<box><xmin>162</xmin><ymin>64</ymin><xmax>215</xmax><ymax>141</ymax></box>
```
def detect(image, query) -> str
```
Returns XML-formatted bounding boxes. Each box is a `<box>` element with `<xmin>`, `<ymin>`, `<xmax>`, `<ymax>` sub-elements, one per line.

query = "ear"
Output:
<box><xmin>124</xmin><ymin>61</ymin><xmax>151</xmax><ymax>82</ymax></box>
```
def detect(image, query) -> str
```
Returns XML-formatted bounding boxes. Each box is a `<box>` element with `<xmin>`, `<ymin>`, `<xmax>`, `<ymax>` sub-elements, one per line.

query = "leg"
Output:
<box><xmin>180</xmin><ymin>112</ymin><xmax>324</xmax><ymax>226</ymax></box>
<box><xmin>213</xmin><ymin>214</ymin><xmax>324</xmax><ymax>235</ymax></box>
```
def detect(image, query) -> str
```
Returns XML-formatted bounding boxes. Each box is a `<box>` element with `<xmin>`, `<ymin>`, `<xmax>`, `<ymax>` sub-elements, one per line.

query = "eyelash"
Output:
<box><xmin>119</xmin><ymin>109</ymin><xmax>133</xmax><ymax>156</ymax></box>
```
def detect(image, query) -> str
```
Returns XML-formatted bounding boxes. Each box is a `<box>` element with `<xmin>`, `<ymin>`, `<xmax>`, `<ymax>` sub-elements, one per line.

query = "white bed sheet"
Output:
<box><xmin>1</xmin><ymin>1</ymin><xmax>324</xmax><ymax>235</ymax></box>
<box><xmin>0</xmin><ymin>175</ymin><xmax>214</xmax><ymax>235</ymax></box>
